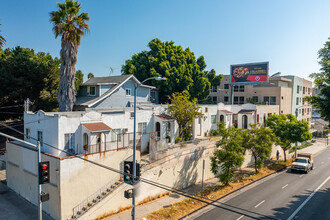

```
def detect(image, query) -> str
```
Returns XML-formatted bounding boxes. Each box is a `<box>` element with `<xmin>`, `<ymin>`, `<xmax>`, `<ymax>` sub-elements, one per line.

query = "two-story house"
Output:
<box><xmin>74</xmin><ymin>75</ymin><xmax>160</xmax><ymax>111</ymax></box>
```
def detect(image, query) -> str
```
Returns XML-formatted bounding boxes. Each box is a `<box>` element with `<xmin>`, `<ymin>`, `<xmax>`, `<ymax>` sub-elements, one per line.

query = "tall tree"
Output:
<box><xmin>75</xmin><ymin>69</ymin><xmax>84</xmax><ymax>91</ymax></box>
<box><xmin>0</xmin><ymin>47</ymin><xmax>60</xmax><ymax>119</ymax></box>
<box><xmin>242</xmin><ymin>125</ymin><xmax>275</xmax><ymax>173</ymax></box>
<box><xmin>0</xmin><ymin>24</ymin><xmax>5</xmax><ymax>48</ymax></box>
<box><xmin>50</xmin><ymin>0</ymin><xmax>90</xmax><ymax>112</ymax></box>
<box><xmin>305</xmin><ymin>37</ymin><xmax>330</xmax><ymax>122</ymax></box>
<box><xmin>211</xmin><ymin>126</ymin><xmax>245</xmax><ymax>186</ymax></box>
<box><xmin>168</xmin><ymin>90</ymin><xmax>203</xmax><ymax>141</ymax></box>
<box><xmin>265</xmin><ymin>114</ymin><xmax>312</xmax><ymax>161</ymax></box>
<box><xmin>88</xmin><ymin>72</ymin><xmax>94</xmax><ymax>79</ymax></box>
<box><xmin>122</xmin><ymin>38</ymin><xmax>222</xmax><ymax>103</ymax></box>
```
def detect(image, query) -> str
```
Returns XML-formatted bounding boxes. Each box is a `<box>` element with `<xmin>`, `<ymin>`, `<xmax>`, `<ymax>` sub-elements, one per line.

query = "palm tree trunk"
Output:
<box><xmin>58</xmin><ymin>40</ymin><xmax>78</xmax><ymax>112</ymax></box>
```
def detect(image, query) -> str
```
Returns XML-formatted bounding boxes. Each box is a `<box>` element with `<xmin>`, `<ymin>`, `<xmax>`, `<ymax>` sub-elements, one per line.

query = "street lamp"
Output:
<box><xmin>132</xmin><ymin>76</ymin><xmax>166</xmax><ymax>220</ymax></box>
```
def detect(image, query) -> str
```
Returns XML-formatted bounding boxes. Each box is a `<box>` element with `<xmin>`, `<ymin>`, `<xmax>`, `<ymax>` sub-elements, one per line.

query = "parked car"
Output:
<box><xmin>290</xmin><ymin>153</ymin><xmax>314</xmax><ymax>173</ymax></box>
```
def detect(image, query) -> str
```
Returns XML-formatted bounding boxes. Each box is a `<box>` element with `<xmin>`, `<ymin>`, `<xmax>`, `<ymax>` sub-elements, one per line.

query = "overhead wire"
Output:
<box><xmin>0</xmin><ymin>122</ymin><xmax>276</xmax><ymax>219</ymax></box>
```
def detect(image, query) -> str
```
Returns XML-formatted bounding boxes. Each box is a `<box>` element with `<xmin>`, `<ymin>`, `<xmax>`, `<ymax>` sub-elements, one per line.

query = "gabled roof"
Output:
<box><xmin>75</xmin><ymin>75</ymin><xmax>156</xmax><ymax>107</ymax></box>
<box><xmin>155</xmin><ymin>114</ymin><xmax>175</xmax><ymax>121</ymax></box>
<box><xmin>82</xmin><ymin>122</ymin><xmax>111</xmax><ymax>132</ymax></box>
<box><xmin>82</xmin><ymin>75</ymin><xmax>131</xmax><ymax>86</ymax></box>
<box><xmin>238</xmin><ymin>109</ymin><xmax>255</xmax><ymax>114</ymax></box>
<box><xmin>219</xmin><ymin>109</ymin><xmax>232</xmax><ymax>114</ymax></box>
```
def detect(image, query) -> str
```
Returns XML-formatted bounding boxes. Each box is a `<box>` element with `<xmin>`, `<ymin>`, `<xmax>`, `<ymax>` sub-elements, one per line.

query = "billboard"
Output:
<box><xmin>230</xmin><ymin>62</ymin><xmax>269</xmax><ymax>84</ymax></box>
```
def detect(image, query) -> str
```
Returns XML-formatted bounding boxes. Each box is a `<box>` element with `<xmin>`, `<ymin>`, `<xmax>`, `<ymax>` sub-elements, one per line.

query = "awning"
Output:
<box><xmin>155</xmin><ymin>114</ymin><xmax>175</xmax><ymax>121</ymax></box>
<box><xmin>238</xmin><ymin>109</ymin><xmax>255</xmax><ymax>114</ymax></box>
<box><xmin>82</xmin><ymin>122</ymin><xmax>112</xmax><ymax>133</ymax></box>
<box><xmin>219</xmin><ymin>110</ymin><xmax>233</xmax><ymax>114</ymax></box>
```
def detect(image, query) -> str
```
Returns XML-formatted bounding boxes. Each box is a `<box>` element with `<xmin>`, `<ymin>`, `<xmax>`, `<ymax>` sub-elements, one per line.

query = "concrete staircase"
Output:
<box><xmin>71</xmin><ymin>176</ymin><xmax>123</xmax><ymax>219</ymax></box>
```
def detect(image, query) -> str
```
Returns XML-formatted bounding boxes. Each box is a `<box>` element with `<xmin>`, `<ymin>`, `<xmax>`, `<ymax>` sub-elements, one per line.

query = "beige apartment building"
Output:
<box><xmin>210</xmin><ymin>75</ymin><xmax>292</xmax><ymax>115</ymax></box>
<box><xmin>210</xmin><ymin>74</ymin><xmax>313</xmax><ymax>123</ymax></box>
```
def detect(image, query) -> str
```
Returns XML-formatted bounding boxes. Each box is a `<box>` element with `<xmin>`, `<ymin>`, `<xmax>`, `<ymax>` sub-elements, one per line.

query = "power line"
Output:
<box><xmin>0</xmin><ymin>122</ymin><xmax>276</xmax><ymax>219</ymax></box>
<box><xmin>0</xmin><ymin>104</ymin><xmax>24</xmax><ymax>109</ymax></box>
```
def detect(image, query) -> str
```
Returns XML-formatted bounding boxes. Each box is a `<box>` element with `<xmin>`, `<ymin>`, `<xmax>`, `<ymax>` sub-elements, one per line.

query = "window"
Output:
<box><xmin>281</xmin><ymin>110</ymin><xmax>283</xmax><ymax>114</ymax></box>
<box><xmin>130</xmin><ymin>112</ymin><xmax>134</xmax><ymax>118</ymax></box>
<box><xmin>252</xmin><ymin>96</ymin><xmax>258</xmax><ymax>103</ymax></box>
<box><xmin>239</xmin><ymin>96</ymin><xmax>244</xmax><ymax>104</ymax></box>
<box><xmin>239</xmin><ymin>85</ymin><xmax>245</xmax><ymax>92</ymax></box>
<box><xmin>234</xmin><ymin>96</ymin><xmax>239</xmax><ymax>104</ymax></box>
<box><xmin>38</xmin><ymin>131</ymin><xmax>43</xmax><ymax>147</ymax></box>
<box><xmin>302</xmin><ymin>109</ymin><xmax>304</xmax><ymax>115</ymax></box>
<box><xmin>212</xmin><ymin>96</ymin><xmax>217</xmax><ymax>103</ymax></box>
<box><xmin>88</xmin><ymin>86</ymin><xmax>96</xmax><ymax>96</ymax></box>
<box><xmin>264</xmin><ymin>96</ymin><xmax>269</xmax><ymax>104</ymax></box>
<box><xmin>270</xmin><ymin>96</ymin><xmax>276</xmax><ymax>105</ymax></box>
<box><xmin>205</xmin><ymin>107</ymin><xmax>208</xmax><ymax>113</ymax></box>
<box><xmin>115</xmin><ymin>129</ymin><xmax>122</xmax><ymax>142</ymax></box>
<box><xmin>308</xmin><ymin>88</ymin><xmax>311</xmax><ymax>94</ymax></box>
<box><xmin>224</xmin><ymin>84</ymin><xmax>229</xmax><ymax>89</ymax></box>
<box><xmin>126</xmin><ymin>88</ymin><xmax>131</xmax><ymax>96</ymax></box>
<box><xmin>211</xmin><ymin>115</ymin><xmax>216</xmax><ymax>124</ymax></box>
<box><xmin>257</xmin><ymin>114</ymin><xmax>259</xmax><ymax>123</ymax></box>
<box><xmin>296</xmin><ymin>97</ymin><xmax>299</xmax><ymax>105</ymax></box>
<box><xmin>234</xmin><ymin>86</ymin><xmax>239</xmax><ymax>92</ymax></box>
<box><xmin>211</xmin><ymin>86</ymin><xmax>217</xmax><ymax>92</ymax></box>
<box><xmin>303</xmin><ymin>87</ymin><xmax>306</xmax><ymax>94</ymax></box>
<box><xmin>224</xmin><ymin>96</ymin><xmax>229</xmax><ymax>102</ymax></box>
<box><xmin>297</xmin><ymin>85</ymin><xmax>299</xmax><ymax>94</ymax></box>
<box><xmin>64</xmin><ymin>133</ymin><xmax>75</xmax><ymax>150</ymax></box>
<box><xmin>26</xmin><ymin>128</ymin><xmax>31</xmax><ymax>139</ymax></box>
<box><xmin>138</xmin><ymin>122</ymin><xmax>147</xmax><ymax>135</ymax></box>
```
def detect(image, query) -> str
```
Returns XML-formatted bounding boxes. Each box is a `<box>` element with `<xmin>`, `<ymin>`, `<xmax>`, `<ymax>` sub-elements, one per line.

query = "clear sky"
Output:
<box><xmin>1</xmin><ymin>0</ymin><xmax>330</xmax><ymax>81</ymax></box>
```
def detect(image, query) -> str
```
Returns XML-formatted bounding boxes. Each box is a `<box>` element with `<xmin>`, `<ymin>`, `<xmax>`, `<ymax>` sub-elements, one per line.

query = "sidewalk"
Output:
<box><xmin>107</xmin><ymin>141</ymin><xmax>329</xmax><ymax>220</ymax></box>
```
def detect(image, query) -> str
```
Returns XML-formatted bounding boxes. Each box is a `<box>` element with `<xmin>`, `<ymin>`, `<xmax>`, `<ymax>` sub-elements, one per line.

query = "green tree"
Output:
<box><xmin>305</xmin><ymin>38</ymin><xmax>330</xmax><ymax>122</ymax></box>
<box><xmin>0</xmin><ymin>24</ymin><xmax>6</xmax><ymax>48</ymax></box>
<box><xmin>168</xmin><ymin>90</ymin><xmax>203</xmax><ymax>141</ymax></box>
<box><xmin>75</xmin><ymin>69</ymin><xmax>84</xmax><ymax>91</ymax></box>
<box><xmin>122</xmin><ymin>38</ymin><xmax>222</xmax><ymax>103</ymax></box>
<box><xmin>0</xmin><ymin>47</ymin><xmax>60</xmax><ymax>119</ymax></box>
<box><xmin>265</xmin><ymin>114</ymin><xmax>312</xmax><ymax>161</ymax></box>
<box><xmin>211</xmin><ymin>126</ymin><xmax>245</xmax><ymax>186</ymax></box>
<box><xmin>88</xmin><ymin>72</ymin><xmax>94</xmax><ymax>79</ymax></box>
<box><xmin>242</xmin><ymin>125</ymin><xmax>275</xmax><ymax>173</ymax></box>
<box><xmin>50</xmin><ymin>0</ymin><xmax>90</xmax><ymax>112</ymax></box>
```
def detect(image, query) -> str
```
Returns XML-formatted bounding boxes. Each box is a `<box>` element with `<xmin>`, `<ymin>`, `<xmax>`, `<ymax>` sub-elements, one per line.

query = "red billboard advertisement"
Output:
<box><xmin>230</xmin><ymin>62</ymin><xmax>269</xmax><ymax>84</ymax></box>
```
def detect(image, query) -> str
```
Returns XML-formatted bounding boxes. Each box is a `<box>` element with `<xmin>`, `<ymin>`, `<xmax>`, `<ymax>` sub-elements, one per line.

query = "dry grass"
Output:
<box><xmin>142</xmin><ymin>160</ymin><xmax>291</xmax><ymax>220</ymax></box>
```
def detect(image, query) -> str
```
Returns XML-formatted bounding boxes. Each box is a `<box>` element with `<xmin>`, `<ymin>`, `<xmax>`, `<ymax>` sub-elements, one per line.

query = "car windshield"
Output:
<box><xmin>294</xmin><ymin>158</ymin><xmax>307</xmax><ymax>163</ymax></box>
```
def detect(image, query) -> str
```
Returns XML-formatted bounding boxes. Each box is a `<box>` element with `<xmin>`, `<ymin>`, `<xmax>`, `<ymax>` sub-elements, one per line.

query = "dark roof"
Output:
<box><xmin>82</xmin><ymin>122</ymin><xmax>111</xmax><ymax>132</ymax></box>
<box><xmin>238</xmin><ymin>109</ymin><xmax>255</xmax><ymax>114</ymax></box>
<box><xmin>155</xmin><ymin>114</ymin><xmax>175</xmax><ymax>121</ymax></box>
<box><xmin>82</xmin><ymin>75</ymin><xmax>132</xmax><ymax>86</ymax></box>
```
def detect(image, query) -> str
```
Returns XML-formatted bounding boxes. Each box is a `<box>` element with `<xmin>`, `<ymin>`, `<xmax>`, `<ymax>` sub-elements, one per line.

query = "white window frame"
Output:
<box><xmin>211</xmin><ymin>115</ymin><xmax>217</xmax><ymax>124</ymax></box>
<box><xmin>126</xmin><ymin>88</ymin><xmax>131</xmax><ymax>96</ymax></box>
<box><xmin>64</xmin><ymin>133</ymin><xmax>75</xmax><ymax>150</ymax></box>
<box><xmin>26</xmin><ymin>128</ymin><xmax>31</xmax><ymax>139</ymax></box>
<box><xmin>138</xmin><ymin>122</ymin><xmax>147</xmax><ymax>135</ymax></box>
<box><xmin>88</xmin><ymin>86</ymin><xmax>96</xmax><ymax>96</ymax></box>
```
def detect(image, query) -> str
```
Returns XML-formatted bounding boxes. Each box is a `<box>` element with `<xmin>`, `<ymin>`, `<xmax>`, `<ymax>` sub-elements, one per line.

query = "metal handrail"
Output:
<box><xmin>72</xmin><ymin>175</ymin><xmax>121</xmax><ymax>218</ymax></box>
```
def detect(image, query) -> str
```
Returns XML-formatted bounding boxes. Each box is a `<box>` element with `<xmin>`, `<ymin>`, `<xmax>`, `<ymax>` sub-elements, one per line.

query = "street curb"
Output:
<box><xmin>178</xmin><ymin>166</ymin><xmax>287</xmax><ymax>220</ymax></box>
<box><xmin>180</xmin><ymin>145</ymin><xmax>330</xmax><ymax>219</ymax></box>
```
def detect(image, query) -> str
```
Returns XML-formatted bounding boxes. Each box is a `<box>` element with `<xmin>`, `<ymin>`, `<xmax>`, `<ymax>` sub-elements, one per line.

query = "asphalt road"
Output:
<box><xmin>192</xmin><ymin>147</ymin><xmax>330</xmax><ymax>220</ymax></box>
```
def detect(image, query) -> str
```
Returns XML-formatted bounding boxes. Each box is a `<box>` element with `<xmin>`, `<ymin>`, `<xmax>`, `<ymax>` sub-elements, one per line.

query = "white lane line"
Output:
<box><xmin>299</xmin><ymin>174</ymin><xmax>304</xmax><ymax>178</ymax></box>
<box><xmin>237</xmin><ymin>215</ymin><xmax>244</xmax><ymax>220</ymax></box>
<box><xmin>254</xmin><ymin>200</ymin><xmax>265</xmax><ymax>208</ymax></box>
<box><xmin>282</xmin><ymin>184</ymin><xmax>289</xmax><ymax>189</ymax></box>
<box><xmin>287</xmin><ymin>175</ymin><xmax>330</xmax><ymax>220</ymax></box>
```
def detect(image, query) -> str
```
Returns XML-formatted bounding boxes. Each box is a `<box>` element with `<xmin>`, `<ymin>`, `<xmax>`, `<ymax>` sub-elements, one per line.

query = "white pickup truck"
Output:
<box><xmin>290</xmin><ymin>153</ymin><xmax>314</xmax><ymax>173</ymax></box>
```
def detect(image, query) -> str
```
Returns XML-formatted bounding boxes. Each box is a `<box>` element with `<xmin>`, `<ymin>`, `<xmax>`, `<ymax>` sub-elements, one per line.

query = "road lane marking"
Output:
<box><xmin>282</xmin><ymin>184</ymin><xmax>288</xmax><ymax>189</ymax></box>
<box><xmin>287</xmin><ymin>175</ymin><xmax>330</xmax><ymax>220</ymax></box>
<box><xmin>299</xmin><ymin>175</ymin><xmax>304</xmax><ymax>178</ymax></box>
<box><xmin>237</xmin><ymin>215</ymin><xmax>244</xmax><ymax>220</ymax></box>
<box><xmin>254</xmin><ymin>200</ymin><xmax>265</xmax><ymax>208</ymax></box>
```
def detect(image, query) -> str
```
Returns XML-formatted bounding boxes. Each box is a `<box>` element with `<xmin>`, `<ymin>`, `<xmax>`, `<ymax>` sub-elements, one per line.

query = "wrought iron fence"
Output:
<box><xmin>84</xmin><ymin>132</ymin><xmax>141</xmax><ymax>154</ymax></box>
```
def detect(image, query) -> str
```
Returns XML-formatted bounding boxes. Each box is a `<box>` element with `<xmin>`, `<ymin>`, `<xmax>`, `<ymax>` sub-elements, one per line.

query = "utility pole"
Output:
<box><xmin>37</xmin><ymin>141</ymin><xmax>42</xmax><ymax>220</ymax></box>
<box><xmin>132</xmin><ymin>84</ymin><xmax>137</xmax><ymax>220</ymax></box>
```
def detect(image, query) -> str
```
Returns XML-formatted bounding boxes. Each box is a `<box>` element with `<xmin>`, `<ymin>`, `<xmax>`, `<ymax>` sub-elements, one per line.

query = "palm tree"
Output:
<box><xmin>0</xmin><ymin>24</ymin><xmax>6</xmax><ymax>48</ymax></box>
<box><xmin>50</xmin><ymin>0</ymin><xmax>89</xmax><ymax>111</ymax></box>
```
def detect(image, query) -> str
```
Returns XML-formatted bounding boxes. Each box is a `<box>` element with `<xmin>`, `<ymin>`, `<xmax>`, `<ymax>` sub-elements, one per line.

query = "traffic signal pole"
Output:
<box><xmin>37</xmin><ymin>141</ymin><xmax>42</xmax><ymax>220</ymax></box>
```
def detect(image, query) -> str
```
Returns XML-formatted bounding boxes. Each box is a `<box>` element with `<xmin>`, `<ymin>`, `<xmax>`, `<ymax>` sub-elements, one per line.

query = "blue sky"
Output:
<box><xmin>1</xmin><ymin>0</ymin><xmax>330</xmax><ymax>81</ymax></box>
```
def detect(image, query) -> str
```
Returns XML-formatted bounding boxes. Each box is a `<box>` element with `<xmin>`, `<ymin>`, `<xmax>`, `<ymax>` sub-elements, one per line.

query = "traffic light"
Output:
<box><xmin>124</xmin><ymin>161</ymin><xmax>133</xmax><ymax>185</ymax></box>
<box><xmin>135</xmin><ymin>163</ymin><xmax>141</xmax><ymax>181</ymax></box>
<box><xmin>39</xmin><ymin>161</ymin><xmax>50</xmax><ymax>184</ymax></box>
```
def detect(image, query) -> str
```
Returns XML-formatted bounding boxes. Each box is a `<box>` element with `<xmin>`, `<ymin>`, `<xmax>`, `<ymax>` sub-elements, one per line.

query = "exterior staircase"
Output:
<box><xmin>71</xmin><ymin>175</ymin><xmax>124</xmax><ymax>219</ymax></box>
